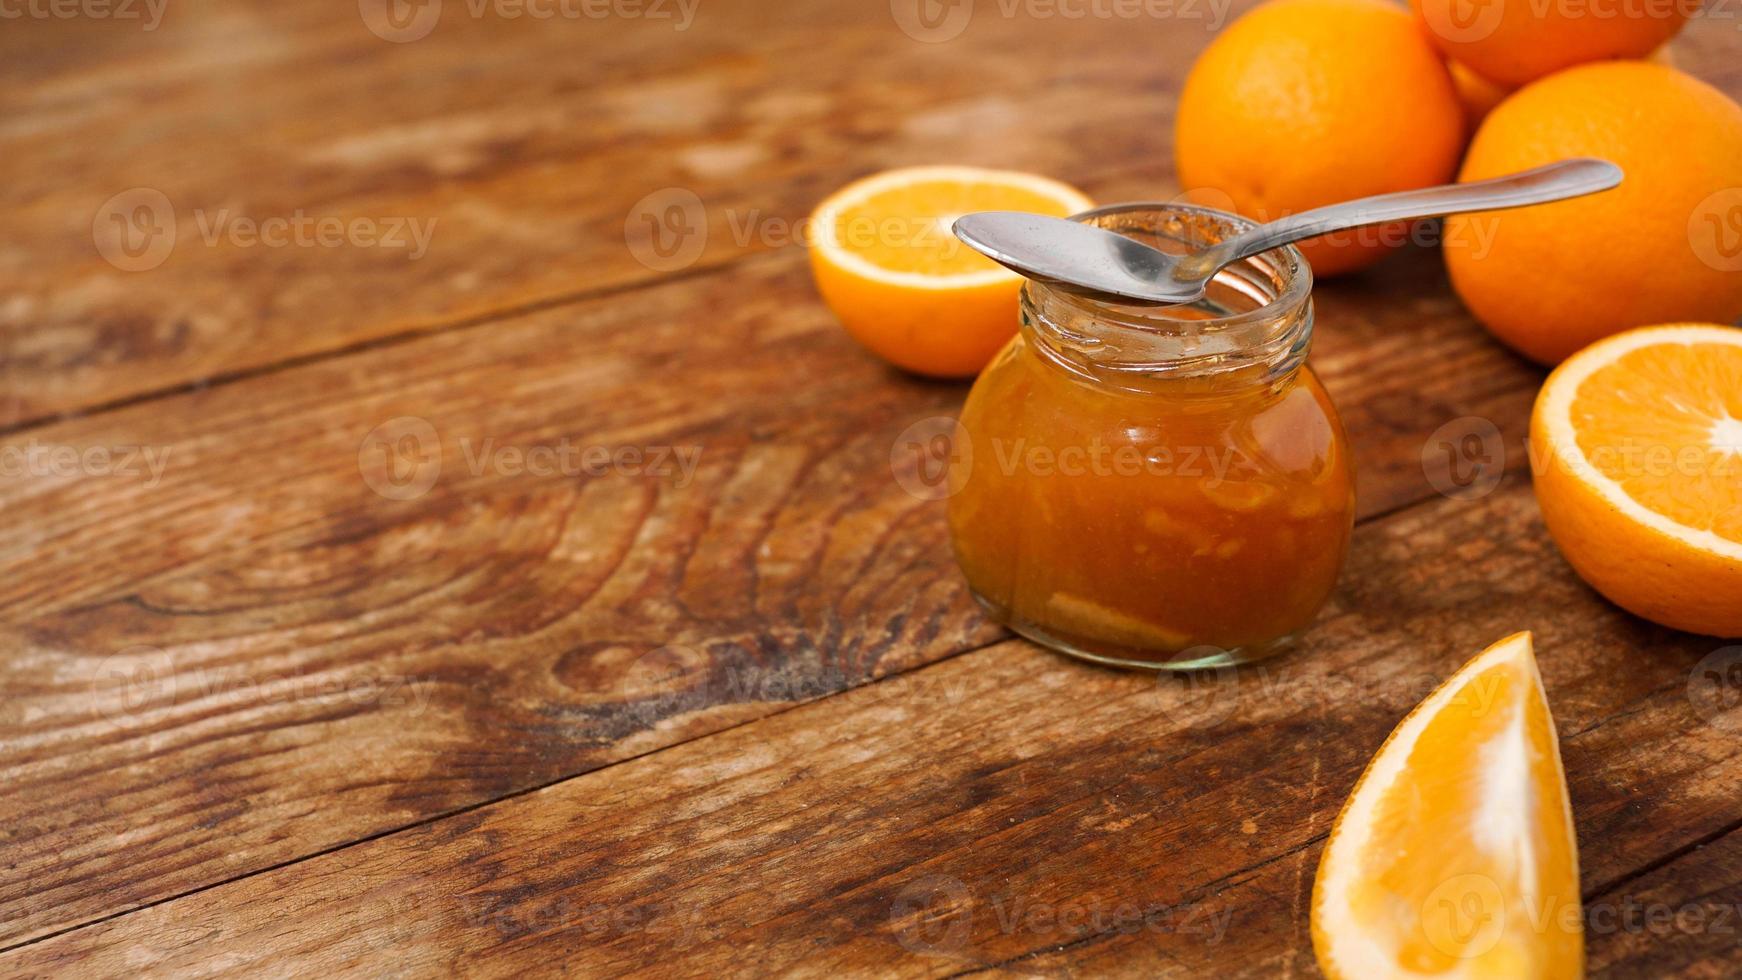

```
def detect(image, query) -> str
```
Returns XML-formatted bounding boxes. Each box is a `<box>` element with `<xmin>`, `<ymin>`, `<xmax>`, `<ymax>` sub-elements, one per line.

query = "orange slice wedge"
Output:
<box><xmin>1312</xmin><ymin>632</ymin><xmax>1582</xmax><ymax>979</ymax></box>
<box><xmin>1530</xmin><ymin>323</ymin><xmax>1742</xmax><ymax>636</ymax></box>
<box><xmin>808</xmin><ymin>166</ymin><xmax>1092</xmax><ymax>378</ymax></box>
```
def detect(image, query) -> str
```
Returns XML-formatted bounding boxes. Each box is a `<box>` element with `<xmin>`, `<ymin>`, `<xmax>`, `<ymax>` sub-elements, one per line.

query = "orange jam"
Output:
<box><xmin>945</xmin><ymin>205</ymin><xmax>1354</xmax><ymax>669</ymax></box>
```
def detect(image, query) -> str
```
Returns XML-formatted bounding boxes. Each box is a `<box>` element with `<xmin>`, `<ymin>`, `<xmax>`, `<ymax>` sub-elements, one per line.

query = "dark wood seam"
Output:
<box><xmin>1583</xmin><ymin>816</ymin><xmax>1742</xmax><ymax>904</ymax></box>
<box><xmin>0</xmin><ymin>256</ymin><xmax>744</xmax><ymax>439</ymax></box>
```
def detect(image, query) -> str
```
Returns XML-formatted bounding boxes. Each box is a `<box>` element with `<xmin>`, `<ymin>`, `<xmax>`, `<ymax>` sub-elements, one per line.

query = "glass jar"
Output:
<box><xmin>946</xmin><ymin>203</ymin><xmax>1355</xmax><ymax>670</ymax></box>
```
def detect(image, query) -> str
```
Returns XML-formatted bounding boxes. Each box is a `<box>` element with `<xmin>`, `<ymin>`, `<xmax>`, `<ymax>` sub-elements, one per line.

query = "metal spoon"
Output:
<box><xmin>952</xmin><ymin>158</ymin><xmax>1622</xmax><ymax>305</ymax></box>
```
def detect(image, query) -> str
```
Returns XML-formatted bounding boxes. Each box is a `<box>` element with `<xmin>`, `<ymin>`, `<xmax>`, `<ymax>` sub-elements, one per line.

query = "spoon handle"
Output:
<box><xmin>1205</xmin><ymin>158</ymin><xmax>1623</xmax><ymax>273</ymax></box>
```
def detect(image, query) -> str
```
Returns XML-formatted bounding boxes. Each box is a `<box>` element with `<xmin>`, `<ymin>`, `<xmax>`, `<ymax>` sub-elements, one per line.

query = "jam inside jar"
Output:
<box><xmin>946</xmin><ymin>203</ymin><xmax>1355</xmax><ymax>670</ymax></box>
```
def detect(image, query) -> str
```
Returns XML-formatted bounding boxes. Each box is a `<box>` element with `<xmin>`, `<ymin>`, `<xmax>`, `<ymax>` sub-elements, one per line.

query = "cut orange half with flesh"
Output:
<box><xmin>808</xmin><ymin>166</ymin><xmax>1092</xmax><ymax>378</ymax></box>
<box><xmin>1530</xmin><ymin>323</ymin><xmax>1742</xmax><ymax>636</ymax></box>
<box><xmin>1312</xmin><ymin>632</ymin><xmax>1582</xmax><ymax>979</ymax></box>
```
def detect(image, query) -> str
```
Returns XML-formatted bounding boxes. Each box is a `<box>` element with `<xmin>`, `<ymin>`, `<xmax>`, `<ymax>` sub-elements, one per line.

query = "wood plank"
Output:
<box><xmin>1585</xmin><ymin>826</ymin><xmax>1742</xmax><ymax>978</ymax></box>
<box><xmin>7</xmin><ymin>482</ymin><xmax>1735</xmax><ymax>976</ymax></box>
<box><xmin>9</xmin><ymin>10</ymin><xmax>1737</xmax><ymax>964</ymax></box>
<box><xmin>0</xmin><ymin>221</ymin><xmax>1546</xmax><ymax>946</ymax></box>
<box><xmin>0</xmin><ymin>0</ymin><xmax>1233</xmax><ymax>427</ymax></box>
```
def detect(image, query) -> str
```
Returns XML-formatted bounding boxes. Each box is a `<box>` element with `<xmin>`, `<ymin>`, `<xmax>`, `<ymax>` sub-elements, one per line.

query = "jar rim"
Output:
<box><xmin>1019</xmin><ymin>202</ymin><xmax>1314</xmax><ymax>385</ymax></box>
<box><xmin>1061</xmin><ymin>201</ymin><xmax>1314</xmax><ymax>329</ymax></box>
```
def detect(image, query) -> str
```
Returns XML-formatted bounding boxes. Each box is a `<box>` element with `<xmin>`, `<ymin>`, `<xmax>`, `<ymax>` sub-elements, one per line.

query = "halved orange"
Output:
<box><xmin>1312</xmin><ymin>632</ymin><xmax>1582</xmax><ymax>979</ymax></box>
<box><xmin>807</xmin><ymin>166</ymin><xmax>1092</xmax><ymax>378</ymax></box>
<box><xmin>1531</xmin><ymin>323</ymin><xmax>1742</xmax><ymax>636</ymax></box>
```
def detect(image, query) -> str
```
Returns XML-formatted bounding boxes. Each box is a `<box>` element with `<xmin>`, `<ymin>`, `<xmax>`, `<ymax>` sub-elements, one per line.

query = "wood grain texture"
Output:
<box><xmin>0</xmin><ymin>229</ymin><xmax>1547</xmax><ymax>948</ymax></box>
<box><xmin>1584</xmin><ymin>827</ymin><xmax>1742</xmax><ymax>978</ymax></box>
<box><xmin>0</xmin><ymin>0</ymin><xmax>1243</xmax><ymax>428</ymax></box>
<box><xmin>7</xmin><ymin>484</ymin><xmax>1737</xmax><ymax>977</ymax></box>
<box><xmin>3</xmin><ymin>0</ymin><xmax>1740</xmax><ymax>973</ymax></box>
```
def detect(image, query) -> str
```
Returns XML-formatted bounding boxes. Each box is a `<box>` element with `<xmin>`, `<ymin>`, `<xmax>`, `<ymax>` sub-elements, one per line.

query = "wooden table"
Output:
<box><xmin>3</xmin><ymin>2</ymin><xmax>1739</xmax><ymax>975</ymax></box>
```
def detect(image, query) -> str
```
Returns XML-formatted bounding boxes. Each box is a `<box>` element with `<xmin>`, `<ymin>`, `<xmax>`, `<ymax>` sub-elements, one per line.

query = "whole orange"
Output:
<box><xmin>1444</xmin><ymin>62</ymin><xmax>1742</xmax><ymax>365</ymax></box>
<box><xmin>1174</xmin><ymin>0</ymin><xmax>1465</xmax><ymax>277</ymax></box>
<box><xmin>1412</xmin><ymin>0</ymin><xmax>1694</xmax><ymax>87</ymax></box>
